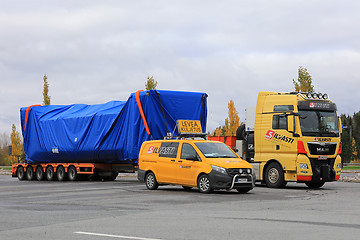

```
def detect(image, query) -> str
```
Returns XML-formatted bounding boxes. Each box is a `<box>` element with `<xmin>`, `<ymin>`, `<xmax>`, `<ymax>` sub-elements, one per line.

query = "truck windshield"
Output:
<box><xmin>195</xmin><ymin>142</ymin><xmax>238</xmax><ymax>158</ymax></box>
<box><xmin>298</xmin><ymin>110</ymin><xmax>339</xmax><ymax>137</ymax></box>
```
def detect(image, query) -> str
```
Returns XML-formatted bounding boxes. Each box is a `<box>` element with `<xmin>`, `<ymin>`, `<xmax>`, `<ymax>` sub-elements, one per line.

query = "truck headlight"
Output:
<box><xmin>300</xmin><ymin>163</ymin><xmax>308</xmax><ymax>169</ymax></box>
<box><xmin>211</xmin><ymin>165</ymin><xmax>227</xmax><ymax>174</ymax></box>
<box><xmin>336</xmin><ymin>163</ymin><xmax>342</xmax><ymax>169</ymax></box>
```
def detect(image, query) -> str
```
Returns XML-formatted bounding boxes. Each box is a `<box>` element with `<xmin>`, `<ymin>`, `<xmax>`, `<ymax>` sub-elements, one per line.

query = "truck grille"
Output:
<box><xmin>307</xmin><ymin>142</ymin><xmax>337</xmax><ymax>155</ymax></box>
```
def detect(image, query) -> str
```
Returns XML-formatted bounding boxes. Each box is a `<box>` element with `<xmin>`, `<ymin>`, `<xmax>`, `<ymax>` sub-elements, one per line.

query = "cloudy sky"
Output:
<box><xmin>0</xmin><ymin>0</ymin><xmax>359</xmax><ymax>135</ymax></box>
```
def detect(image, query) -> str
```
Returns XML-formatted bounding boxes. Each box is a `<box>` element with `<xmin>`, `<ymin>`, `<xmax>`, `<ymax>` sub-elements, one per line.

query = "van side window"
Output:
<box><xmin>273</xmin><ymin>115</ymin><xmax>287</xmax><ymax>129</ymax></box>
<box><xmin>181</xmin><ymin>143</ymin><xmax>199</xmax><ymax>161</ymax></box>
<box><xmin>159</xmin><ymin>142</ymin><xmax>179</xmax><ymax>158</ymax></box>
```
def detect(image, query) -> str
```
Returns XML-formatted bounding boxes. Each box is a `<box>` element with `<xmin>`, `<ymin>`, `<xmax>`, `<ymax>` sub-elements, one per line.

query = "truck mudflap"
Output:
<box><xmin>208</xmin><ymin>170</ymin><xmax>255</xmax><ymax>190</ymax></box>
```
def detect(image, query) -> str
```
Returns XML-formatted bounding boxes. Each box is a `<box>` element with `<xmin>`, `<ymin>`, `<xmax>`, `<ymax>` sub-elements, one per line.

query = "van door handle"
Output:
<box><xmin>171</xmin><ymin>160</ymin><xmax>175</xmax><ymax>162</ymax></box>
<box><xmin>178</xmin><ymin>160</ymin><xmax>183</xmax><ymax>163</ymax></box>
<box><xmin>276</xmin><ymin>145</ymin><xmax>280</xmax><ymax>150</ymax></box>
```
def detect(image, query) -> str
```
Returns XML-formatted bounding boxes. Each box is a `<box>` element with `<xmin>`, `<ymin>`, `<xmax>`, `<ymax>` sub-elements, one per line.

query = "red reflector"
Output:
<box><xmin>335</xmin><ymin>175</ymin><xmax>340</xmax><ymax>180</ymax></box>
<box><xmin>297</xmin><ymin>140</ymin><xmax>307</xmax><ymax>154</ymax></box>
<box><xmin>297</xmin><ymin>175</ymin><xmax>312</xmax><ymax>181</ymax></box>
<box><xmin>338</xmin><ymin>142</ymin><xmax>342</xmax><ymax>154</ymax></box>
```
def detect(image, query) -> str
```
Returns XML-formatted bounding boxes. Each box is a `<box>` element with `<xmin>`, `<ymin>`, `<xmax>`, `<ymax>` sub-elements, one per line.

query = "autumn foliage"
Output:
<box><xmin>213</xmin><ymin>100</ymin><xmax>240</xmax><ymax>136</ymax></box>
<box><xmin>293</xmin><ymin>66</ymin><xmax>314</xmax><ymax>92</ymax></box>
<box><xmin>145</xmin><ymin>76</ymin><xmax>158</xmax><ymax>90</ymax></box>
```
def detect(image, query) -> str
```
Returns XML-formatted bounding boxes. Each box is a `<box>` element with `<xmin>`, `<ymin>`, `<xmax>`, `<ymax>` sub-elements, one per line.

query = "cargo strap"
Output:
<box><xmin>135</xmin><ymin>90</ymin><xmax>151</xmax><ymax>135</ymax></box>
<box><xmin>24</xmin><ymin>104</ymin><xmax>41</xmax><ymax>130</ymax></box>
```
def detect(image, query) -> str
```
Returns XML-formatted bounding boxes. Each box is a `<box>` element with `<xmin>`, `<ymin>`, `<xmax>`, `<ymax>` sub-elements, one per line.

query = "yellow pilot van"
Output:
<box><xmin>137</xmin><ymin>136</ymin><xmax>255</xmax><ymax>193</ymax></box>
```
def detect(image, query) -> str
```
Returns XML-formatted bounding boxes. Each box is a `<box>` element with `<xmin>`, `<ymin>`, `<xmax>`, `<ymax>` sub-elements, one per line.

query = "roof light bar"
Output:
<box><xmin>305</xmin><ymin>92</ymin><xmax>329</xmax><ymax>100</ymax></box>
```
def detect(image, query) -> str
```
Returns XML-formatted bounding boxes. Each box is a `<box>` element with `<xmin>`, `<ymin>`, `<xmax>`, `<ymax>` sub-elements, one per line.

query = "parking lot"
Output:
<box><xmin>0</xmin><ymin>174</ymin><xmax>359</xmax><ymax>240</ymax></box>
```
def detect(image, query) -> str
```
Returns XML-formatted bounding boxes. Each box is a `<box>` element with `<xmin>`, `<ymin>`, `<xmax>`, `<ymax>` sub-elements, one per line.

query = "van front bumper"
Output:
<box><xmin>208</xmin><ymin>170</ymin><xmax>255</xmax><ymax>190</ymax></box>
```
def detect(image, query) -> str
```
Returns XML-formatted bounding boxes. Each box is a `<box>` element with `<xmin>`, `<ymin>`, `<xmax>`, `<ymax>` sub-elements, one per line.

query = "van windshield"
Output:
<box><xmin>195</xmin><ymin>142</ymin><xmax>238</xmax><ymax>158</ymax></box>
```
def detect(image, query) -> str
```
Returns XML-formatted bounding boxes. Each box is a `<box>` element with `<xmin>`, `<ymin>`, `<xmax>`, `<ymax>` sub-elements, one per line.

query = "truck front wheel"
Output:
<box><xmin>264</xmin><ymin>162</ymin><xmax>287</xmax><ymax>188</ymax></box>
<box><xmin>305</xmin><ymin>181</ymin><xmax>325</xmax><ymax>189</ymax></box>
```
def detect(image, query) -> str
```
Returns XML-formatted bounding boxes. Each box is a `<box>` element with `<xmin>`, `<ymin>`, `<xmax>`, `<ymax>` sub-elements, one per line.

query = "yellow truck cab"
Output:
<box><xmin>137</xmin><ymin>120</ymin><xmax>255</xmax><ymax>193</ymax></box>
<box><xmin>236</xmin><ymin>92</ymin><xmax>342</xmax><ymax>189</ymax></box>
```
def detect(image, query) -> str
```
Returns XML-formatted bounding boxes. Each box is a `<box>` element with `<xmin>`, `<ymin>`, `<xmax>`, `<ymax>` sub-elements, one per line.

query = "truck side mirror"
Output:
<box><xmin>338</xmin><ymin>117</ymin><xmax>343</xmax><ymax>134</ymax></box>
<box><xmin>287</xmin><ymin>115</ymin><xmax>295</xmax><ymax>133</ymax></box>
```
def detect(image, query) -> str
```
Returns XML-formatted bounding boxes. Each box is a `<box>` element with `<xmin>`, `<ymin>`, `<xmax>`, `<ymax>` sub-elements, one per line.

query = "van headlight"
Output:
<box><xmin>211</xmin><ymin>165</ymin><xmax>227</xmax><ymax>174</ymax></box>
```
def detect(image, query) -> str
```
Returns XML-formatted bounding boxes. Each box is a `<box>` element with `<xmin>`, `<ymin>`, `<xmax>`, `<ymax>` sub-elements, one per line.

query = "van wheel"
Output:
<box><xmin>197</xmin><ymin>174</ymin><xmax>212</xmax><ymax>193</ymax></box>
<box><xmin>46</xmin><ymin>166</ymin><xmax>56</xmax><ymax>181</ymax></box>
<box><xmin>17</xmin><ymin>166</ymin><xmax>26</xmax><ymax>181</ymax></box>
<box><xmin>305</xmin><ymin>181</ymin><xmax>325</xmax><ymax>189</ymax></box>
<box><xmin>35</xmin><ymin>166</ymin><xmax>45</xmax><ymax>181</ymax></box>
<box><xmin>145</xmin><ymin>172</ymin><xmax>158</xmax><ymax>190</ymax></box>
<box><xmin>264</xmin><ymin>162</ymin><xmax>287</xmax><ymax>188</ymax></box>
<box><xmin>57</xmin><ymin>166</ymin><xmax>66</xmax><ymax>181</ymax></box>
<box><xmin>26</xmin><ymin>166</ymin><xmax>35</xmax><ymax>180</ymax></box>
<box><xmin>236</xmin><ymin>188</ymin><xmax>252</xmax><ymax>193</ymax></box>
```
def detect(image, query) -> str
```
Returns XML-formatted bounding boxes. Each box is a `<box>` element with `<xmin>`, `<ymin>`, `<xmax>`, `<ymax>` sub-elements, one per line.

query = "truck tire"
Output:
<box><xmin>57</xmin><ymin>166</ymin><xmax>67</xmax><ymax>181</ymax></box>
<box><xmin>305</xmin><ymin>181</ymin><xmax>325</xmax><ymax>189</ymax></box>
<box><xmin>264</xmin><ymin>162</ymin><xmax>287</xmax><ymax>188</ymax></box>
<box><xmin>26</xmin><ymin>166</ymin><xmax>35</xmax><ymax>180</ymax></box>
<box><xmin>145</xmin><ymin>172</ymin><xmax>158</xmax><ymax>190</ymax></box>
<box><xmin>17</xmin><ymin>166</ymin><xmax>26</xmax><ymax>181</ymax></box>
<box><xmin>236</xmin><ymin>124</ymin><xmax>246</xmax><ymax>140</ymax></box>
<box><xmin>35</xmin><ymin>166</ymin><xmax>45</xmax><ymax>181</ymax></box>
<box><xmin>68</xmin><ymin>166</ymin><xmax>78</xmax><ymax>181</ymax></box>
<box><xmin>197</xmin><ymin>174</ymin><xmax>212</xmax><ymax>193</ymax></box>
<box><xmin>46</xmin><ymin>166</ymin><xmax>56</xmax><ymax>181</ymax></box>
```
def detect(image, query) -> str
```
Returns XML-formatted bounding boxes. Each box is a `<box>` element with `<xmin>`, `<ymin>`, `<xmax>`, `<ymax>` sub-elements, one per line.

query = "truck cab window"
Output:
<box><xmin>181</xmin><ymin>143</ymin><xmax>199</xmax><ymax>161</ymax></box>
<box><xmin>272</xmin><ymin>115</ymin><xmax>287</xmax><ymax>130</ymax></box>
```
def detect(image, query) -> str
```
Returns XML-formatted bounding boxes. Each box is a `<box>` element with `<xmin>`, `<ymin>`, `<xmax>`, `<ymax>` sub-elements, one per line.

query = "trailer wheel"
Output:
<box><xmin>57</xmin><ymin>166</ymin><xmax>66</xmax><ymax>181</ymax></box>
<box><xmin>26</xmin><ymin>166</ymin><xmax>35</xmax><ymax>181</ymax></box>
<box><xmin>46</xmin><ymin>166</ymin><xmax>56</xmax><ymax>181</ymax></box>
<box><xmin>264</xmin><ymin>162</ymin><xmax>287</xmax><ymax>188</ymax></box>
<box><xmin>305</xmin><ymin>181</ymin><xmax>325</xmax><ymax>189</ymax></box>
<box><xmin>145</xmin><ymin>172</ymin><xmax>158</xmax><ymax>190</ymax></box>
<box><xmin>197</xmin><ymin>174</ymin><xmax>212</xmax><ymax>193</ymax></box>
<box><xmin>68</xmin><ymin>166</ymin><xmax>78</xmax><ymax>181</ymax></box>
<box><xmin>17</xmin><ymin>166</ymin><xmax>26</xmax><ymax>181</ymax></box>
<box><xmin>35</xmin><ymin>166</ymin><xmax>45</xmax><ymax>181</ymax></box>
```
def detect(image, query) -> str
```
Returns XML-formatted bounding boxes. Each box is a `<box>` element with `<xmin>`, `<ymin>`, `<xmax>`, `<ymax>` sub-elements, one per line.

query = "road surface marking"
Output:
<box><xmin>74</xmin><ymin>231</ymin><xmax>162</xmax><ymax>240</ymax></box>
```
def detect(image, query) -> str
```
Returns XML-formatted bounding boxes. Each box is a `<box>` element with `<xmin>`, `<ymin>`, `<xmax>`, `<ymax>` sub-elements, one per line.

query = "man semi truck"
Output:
<box><xmin>235</xmin><ymin>91</ymin><xmax>342</xmax><ymax>188</ymax></box>
<box><xmin>12</xmin><ymin>90</ymin><xmax>207</xmax><ymax>181</ymax></box>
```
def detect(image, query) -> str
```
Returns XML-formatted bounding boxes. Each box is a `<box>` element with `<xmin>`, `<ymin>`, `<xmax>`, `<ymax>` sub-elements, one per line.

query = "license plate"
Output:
<box><xmin>318</xmin><ymin>156</ymin><xmax>328</xmax><ymax>160</ymax></box>
<box><xmin>237</xmin><ymin>178</ymin><xmax>248</xmax><ymax>183</ymax></box>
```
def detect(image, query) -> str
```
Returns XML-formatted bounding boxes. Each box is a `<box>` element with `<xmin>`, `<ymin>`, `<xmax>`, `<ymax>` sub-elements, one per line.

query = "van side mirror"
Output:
<box><xmin>186</xmin><ymin>155</ymin><xmax>200</xmax><ymax>161</ymax></box>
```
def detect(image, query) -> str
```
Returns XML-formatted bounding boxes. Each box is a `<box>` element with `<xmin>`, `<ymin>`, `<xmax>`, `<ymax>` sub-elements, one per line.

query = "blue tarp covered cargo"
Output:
<box><xmin>21</xmin><ymin>90</ymin><xmax>207</xmax><ymax>164</ymax></box>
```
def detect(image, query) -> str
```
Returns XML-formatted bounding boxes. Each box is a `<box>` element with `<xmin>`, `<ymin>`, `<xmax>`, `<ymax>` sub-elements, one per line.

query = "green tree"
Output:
<box><xmin>10</xmin><ymin>124</ymin><xmax>24</xmax><ymax>164</ymax></box>
<box><xmin>43</xmin><ymin>73</ymin><xmax>51</xmax><ymax>105</ymax></box>
<box><xmin>352</xmin><ymin>111</ymin><xmax>360</xmax><ymax>162</ymax></box>
<box><xmin>145</xmin><ymin>76</ymin><xmax>157</xmax><ymax>90</ymax></box>
<box><xmin>0</xmin><ymin>133</ymin><xmax>10</xmax><ymax>165</ymax></box>
<box><xmin>293</xmin><ymin>66</ymin><xmax>314</xmax><ymax>92</ymax></box>
<box><xmin>224</xmin><ymin>100</ymin><xmax>240</xmax><ymax>136</ymax></box>
<box><xmin>341</xmin><ymin>114</ymin><xmax>352</xmax><ymax>163</ymax></box>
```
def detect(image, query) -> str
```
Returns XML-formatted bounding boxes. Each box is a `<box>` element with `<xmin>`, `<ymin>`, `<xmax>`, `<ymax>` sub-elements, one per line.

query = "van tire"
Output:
<box><xmin>145</xmin><ymin>172</ymin><xmax>158</xmax><ymax>190</ymax></box>
<box><xmin>197</xmin><ymin>174</ymin><xmax>212</xmax><ymax>193</ymax></box>
<box><xmin>236</xmin><ymin>124</ymin><xmax>246</xmax><ymax>140</ymax></box>
<box><xmin>264</xmin><ymin>162</ymin><xmax>287</xmax><ymax>188</ymax></box>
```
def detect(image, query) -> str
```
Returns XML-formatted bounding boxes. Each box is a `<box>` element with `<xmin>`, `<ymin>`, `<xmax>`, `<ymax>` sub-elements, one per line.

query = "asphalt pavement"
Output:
<box><xmin>0</xmin><ymin>175</ymin><xmax>359</xmax><ymax>240</ymax></box>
